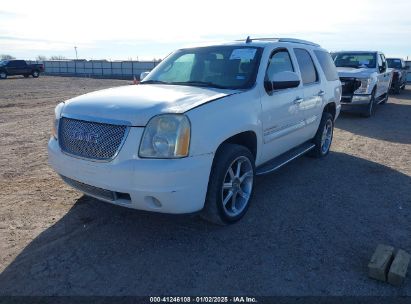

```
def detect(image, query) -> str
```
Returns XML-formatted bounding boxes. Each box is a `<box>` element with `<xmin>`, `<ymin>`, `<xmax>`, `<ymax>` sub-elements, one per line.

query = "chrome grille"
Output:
<box><xmin>59</xmin><ymin>117</ymin><xmax>127</xmax><ymax>161</ymax></box>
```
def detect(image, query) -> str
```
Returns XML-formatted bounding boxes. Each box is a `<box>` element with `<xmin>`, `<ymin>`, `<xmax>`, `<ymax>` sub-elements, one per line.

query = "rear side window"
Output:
<box><xmin>314</xmin><ymin>50</ymin><xmax>339</xmax><ymax>81</ymax></box>
<box><xmin>294</xmin><ymin>48</ymin><xmax>318</xmax><ymax>84</ymax></box>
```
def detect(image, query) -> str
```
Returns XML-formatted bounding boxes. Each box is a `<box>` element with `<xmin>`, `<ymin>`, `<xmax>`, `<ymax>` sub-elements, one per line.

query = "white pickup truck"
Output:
<box><xmin>48</xmin><ymin>38</ymin><xmax>341</xmax><ymax>224</ymax></box>
<box><xmin>333</xmin><ymin>51</ymin><xmax>392</xmax><ymax>117</ymax></box>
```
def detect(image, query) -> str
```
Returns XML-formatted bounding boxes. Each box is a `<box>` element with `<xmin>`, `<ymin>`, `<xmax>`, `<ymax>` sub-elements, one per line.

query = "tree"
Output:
<box><xmin>36</xmin><ymin>55</ymin><xmax>47</xmax><ymax>61</ymax></box>
<box><xmin>0</xmin><ymin>54</ymin><xmax>15</xmax><ymax>60</ymax></box>
<box><xmin>49</xmin><ymin>55</ymin><xmax>67</xmax><ymax>60</ymax></box>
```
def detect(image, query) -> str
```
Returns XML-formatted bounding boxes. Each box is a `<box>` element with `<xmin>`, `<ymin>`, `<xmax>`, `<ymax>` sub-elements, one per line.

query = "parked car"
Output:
<box><xmin>0</xmin><ymin>60</ymin><xmax>44</xmax><ymax>79</ymax></box>
<box><xmin>333</xmin><ymin>51</ymin><xmax>392</xmax><ymax>117</ymax></box>
<box><xmin>48</xmin><ymin>38</ymin><xmax>341</xmax><ymax>224</ymax></box>
<box><xmin>387</xmin><ymin>58</ymin><xmax>408</xmax><ymax>94</ymax></box>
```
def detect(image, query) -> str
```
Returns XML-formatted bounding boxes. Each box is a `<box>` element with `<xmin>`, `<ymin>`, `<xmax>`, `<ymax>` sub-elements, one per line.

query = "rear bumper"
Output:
<box><xmin>48</xmin><ymin>135</ymin><xmax>214</xmax><ymax>214</ymax></box>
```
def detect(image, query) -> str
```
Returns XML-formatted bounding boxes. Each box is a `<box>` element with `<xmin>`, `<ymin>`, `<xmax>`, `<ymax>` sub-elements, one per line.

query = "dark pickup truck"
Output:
<box><xmin>387</xmin><ymin>58</ymin><xmax>408</xmax><ymax>94</ymax></box>
<box><xmin>0</xmin><ymin>60</ymin><xmax>45</xmax><ymax>79</ymax></box>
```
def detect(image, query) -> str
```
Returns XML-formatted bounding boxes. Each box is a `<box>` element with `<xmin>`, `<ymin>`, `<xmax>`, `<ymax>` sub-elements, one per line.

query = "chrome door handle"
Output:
<box><xmin>293</xmin><ymin>97</ymin><xmax>303</xmax><ymax>104</ymax></box>
<box><xmin>318</xmin><ymin>90</ymin><xmax>325</xmax><ymax>96</ymax></box>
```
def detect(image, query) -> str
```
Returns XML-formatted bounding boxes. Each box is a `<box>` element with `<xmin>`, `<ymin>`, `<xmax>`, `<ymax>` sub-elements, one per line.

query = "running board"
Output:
<box><xmin>256</xmin><ymin>142</ymin><xmax>315</xmax><ymax>176</ymax></box>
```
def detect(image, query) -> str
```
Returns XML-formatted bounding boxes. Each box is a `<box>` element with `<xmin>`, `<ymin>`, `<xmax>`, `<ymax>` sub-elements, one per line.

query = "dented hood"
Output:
<box><xmin>62</xmin><ymin>84</ymin><xmax>237</xmax><ymax>126</ymax></box>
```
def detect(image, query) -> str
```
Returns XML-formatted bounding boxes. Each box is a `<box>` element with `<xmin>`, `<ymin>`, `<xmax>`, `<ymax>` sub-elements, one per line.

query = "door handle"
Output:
<box><xmin>318</xmin><ymin>90</ymin><xmax>325</xmax><ymax>96</ymax></box>
<box><xmin>293</xmin><ymin>97</ymin><xmax>303</xmax><ymax>104</ymax></box>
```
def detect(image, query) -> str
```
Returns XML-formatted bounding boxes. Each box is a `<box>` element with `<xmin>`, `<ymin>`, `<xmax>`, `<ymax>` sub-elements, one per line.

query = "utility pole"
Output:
<box><xmin>74</xmin><ymin>46</ymin><xmax>78</xmax><ymax>60</ymax></box>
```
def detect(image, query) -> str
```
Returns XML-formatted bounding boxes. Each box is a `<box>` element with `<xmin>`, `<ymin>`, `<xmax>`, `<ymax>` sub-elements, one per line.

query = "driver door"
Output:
<box><xmin>260</xmin><ymin>48</ymin><xmax>305</xmax><ymax>164</ymax></box>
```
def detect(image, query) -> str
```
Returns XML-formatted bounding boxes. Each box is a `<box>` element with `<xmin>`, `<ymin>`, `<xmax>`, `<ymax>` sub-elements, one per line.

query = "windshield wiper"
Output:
<box><xmin>172</xmin><ymin>81</ymin><xmax>229</xmax><ymax>89</ymax></box>
<box><xmin>139</xmin><ymin>80</ymin><xmax>170</xmax><ymax>85</ymax></box>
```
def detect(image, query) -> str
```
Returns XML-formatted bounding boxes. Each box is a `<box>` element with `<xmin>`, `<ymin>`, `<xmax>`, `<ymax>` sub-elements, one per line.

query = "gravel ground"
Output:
<box><xmin>0</xmin><ymin>76</ymin><xmax>410</xmax><ymax>296</ymax></box>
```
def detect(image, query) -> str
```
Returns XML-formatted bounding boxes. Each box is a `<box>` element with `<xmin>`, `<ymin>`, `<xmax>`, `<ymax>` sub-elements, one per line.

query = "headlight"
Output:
<box><xmin>139</xmin><ymin>114</ymin><xmax>191</xmax><ymax>158</ymax></box>
<box><xmin>354</xmin><ymin>78</ymin><xmax>371</xmax><ymax>94</ymax></box>
<box><xmin>52</xmin><ymin>102</ymin><xmax>64</xmax><ymax>139</ymax></box>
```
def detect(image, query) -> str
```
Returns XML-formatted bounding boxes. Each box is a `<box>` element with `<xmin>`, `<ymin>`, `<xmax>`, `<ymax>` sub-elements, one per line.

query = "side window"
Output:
<box><xmin>265</xmin><ymin>49</ymin><xmax>294</xmax><ymax>88</ymax></box>
<box><xmin>294</xmin><ymin>48</ymin><xmax>318</xmax><ymax>85</ymax></box>
<box><xmin>314</xmin><ymin>50</ymin><xmax>339</xmax><ymax>81</ymax></box>
<box><xmin>377</xmin><ymin>55</ymin><xmax>383</xmax><ymax>69</ymax></box>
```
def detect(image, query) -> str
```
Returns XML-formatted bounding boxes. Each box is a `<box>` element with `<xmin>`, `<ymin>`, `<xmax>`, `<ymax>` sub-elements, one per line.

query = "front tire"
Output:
<box><xmin>0</xmin><ymin>71</ymin><xmax>7</xmax><ymax>79</ymax></box>
<box><xmin>309</xmin><ymin>112</ymin><xmax>334</xmax><ymax>158</ymax></box>
<box><xmin>362</xmin><ymin>91</ymin><xmax>376</xmax><ymax>117</ymax></box>
<box><xmin>201</xmin><ymin>144</ymin><xmax>255</xmax><ymax>225</ymax></box>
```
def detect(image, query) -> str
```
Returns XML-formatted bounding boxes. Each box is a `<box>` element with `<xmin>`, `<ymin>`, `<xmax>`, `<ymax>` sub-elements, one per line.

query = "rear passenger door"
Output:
<box><xmin>293</xmin><ymin>48</ymin><xmax>324</xmax><ymax>138</ymax></box>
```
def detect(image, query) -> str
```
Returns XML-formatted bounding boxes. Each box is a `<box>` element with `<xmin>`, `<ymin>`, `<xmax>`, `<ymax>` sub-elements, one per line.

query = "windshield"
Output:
<box><xmin>0</xmin><ymin>60</ymin><xmax>8</xmax><ymax>66</ymax></box>
<box><xmin>387</xmin><ymin>59</ymin><xmax>402</xmax><ymax>69</ymax></box>
<box><xmin>141</xmin><ymin>46</ymin><xmax>263</xmax><ymax>90</ymax></box>
<box><xmin>334</xmin><ymin>53</ymin><xmax>376</xmax><ymax>69</ymax></box>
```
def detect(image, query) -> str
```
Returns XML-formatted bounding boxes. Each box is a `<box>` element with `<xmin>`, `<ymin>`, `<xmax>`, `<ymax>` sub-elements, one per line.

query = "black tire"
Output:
<box><xmin>361</xmin><ymin>90</ymin><xmax>376</xmax><ymax>117</ymax></box>
<box><xmin>0</xmin><ymin>71</ymin><xmax>7</xmax><ymax>79</ymax></box>
<box><xmin>380</xmin><ymin>93</ymin><xmax>389</xmax><ymax>105</ymax></box>
<box><xmin>393</xmin><ymin>83</ymin><xmax>401</xmax><ymax>94</ymax></box>
<box><xmin>32</xmin><ymin>70</ymin><xmax>40</xmax><ymax>78</ymax></box>
<box><xmin>308</xmin><ymin>112</ymin><xmax>334</xmax><ymax>158</ymax></box>
<box><xmin>201</xmin><ymin>143</ymin><xmax>255</xmax><ymax>225</ymax></box>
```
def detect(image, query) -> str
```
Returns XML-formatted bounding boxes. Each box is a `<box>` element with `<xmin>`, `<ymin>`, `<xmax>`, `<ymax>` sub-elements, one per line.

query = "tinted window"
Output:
<box><xmin>387</xmin><ymin>59</ymin><xmax>403</xmax><ymax>69</ymax></box>
<box><xmin>334</xmin><ymin>52</ymin><xmax>376</xmax><ymax>68</ymax></box>
<box><xmin>266</xmin><ymin>49</ymin><xmax>294</xmax><ymax>80</ymax></box>
<box><xmin>142</xmin><ymin>46</ymin><xmax>262</xmax><ymax>90</ymax></box>
<box><xmin>8</xmin><ymin>60</ymin><xmax>25</xmax><ymax>68</ymax></box>
<box><xmin>314</xmin><ymin>50</ymin><xmax>339</xmax><ymax>81</ymax></box>
<box><xmin>294</xmin><ymin>48</ymin><xmax>318</xmax><ymax>84</ymax></box>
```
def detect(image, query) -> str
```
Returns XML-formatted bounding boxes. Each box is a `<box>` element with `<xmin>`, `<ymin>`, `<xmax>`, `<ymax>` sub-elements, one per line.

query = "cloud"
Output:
<box><xmin>0</xmin><ymin>0</ymin><xmax>410</xmax><ymax>59</ymax></box>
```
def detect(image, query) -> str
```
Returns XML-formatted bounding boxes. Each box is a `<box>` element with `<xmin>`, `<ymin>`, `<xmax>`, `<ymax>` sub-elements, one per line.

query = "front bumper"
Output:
<box><xmin>48</xmin><ymin>130</ymin><xmax>214</xmax><ymax>214</ymax></box>
<box><xmin>340</xmin><ymin>94</ymin><xmax>371</xmax><ymax>112</ymax></box>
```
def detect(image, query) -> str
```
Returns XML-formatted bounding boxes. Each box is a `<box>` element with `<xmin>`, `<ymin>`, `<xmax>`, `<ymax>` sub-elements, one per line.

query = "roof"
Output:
<box><xmin>333</xmin><ymin>51</ymin><xmax>380</xmax><ymax>54</ymax></box>
<box><xmin>182</xmin><ymin>37</ymin><xmax>321</xmax><ymax>49</ymax></box>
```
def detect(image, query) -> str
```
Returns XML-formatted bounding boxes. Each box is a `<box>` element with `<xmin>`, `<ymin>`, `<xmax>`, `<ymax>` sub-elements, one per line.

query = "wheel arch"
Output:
<box><xmin>217</xmin><ymin>131</ymin><xmax>258</xmax><ymax>161</ymax></box>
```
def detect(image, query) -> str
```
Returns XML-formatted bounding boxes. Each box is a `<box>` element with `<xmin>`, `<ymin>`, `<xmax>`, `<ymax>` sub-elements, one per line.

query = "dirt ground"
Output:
<box><xmin>0</xmin><ymin>76</ymin><xmax>410</xmax><ymax>296</ymax></box>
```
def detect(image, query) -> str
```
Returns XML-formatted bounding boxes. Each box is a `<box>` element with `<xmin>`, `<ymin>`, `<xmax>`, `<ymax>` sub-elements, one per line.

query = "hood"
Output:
<box><xmin>336</xmin><ymin>67</ymin><xmax>375</xmax><ymax>79</ymax></box>
<box><xmin>62</xmin><ymin>84</ymin><xmax>237</xmax><ymax>126</ymax></box>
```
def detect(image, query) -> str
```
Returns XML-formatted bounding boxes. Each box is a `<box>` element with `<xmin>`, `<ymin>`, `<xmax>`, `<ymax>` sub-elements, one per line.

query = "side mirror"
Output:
<box><xmin>140</xmin><ymin>71</ymin><xmax>150</xmax><ymax>81</ymax></box>
<box><xmin>266</xmin><ymin>71</ymin><xmax>301</xmax><ymax>91</ymax></box>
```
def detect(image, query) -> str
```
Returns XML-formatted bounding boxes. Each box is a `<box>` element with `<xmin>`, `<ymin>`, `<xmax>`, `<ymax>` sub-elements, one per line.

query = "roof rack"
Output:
<box><xmin>238</xmin><ymin>36</ymin><xmax>320</xmax><ymax>47</ymax></box>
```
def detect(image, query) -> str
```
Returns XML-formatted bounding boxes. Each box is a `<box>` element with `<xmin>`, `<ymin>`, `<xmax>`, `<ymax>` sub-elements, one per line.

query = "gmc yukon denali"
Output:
<box><xmin>48</xmin><ymin>38</ymin><xmax>341</xmax><ymax>224</ymax></box>
<box><xmin>333</xmin><ymin>51</ymin><xmax>392</xmax><ymax>117</ymax></box>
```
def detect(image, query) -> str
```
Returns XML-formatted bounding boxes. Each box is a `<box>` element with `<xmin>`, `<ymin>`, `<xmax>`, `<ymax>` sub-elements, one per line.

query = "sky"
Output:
<box><xmin>0</xmin><ymin>0</ymin><xmax>410</xmax><ymax>61</ymax></box>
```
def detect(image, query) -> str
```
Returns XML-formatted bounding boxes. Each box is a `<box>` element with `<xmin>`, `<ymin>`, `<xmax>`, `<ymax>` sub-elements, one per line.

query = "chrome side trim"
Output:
<box><xmin>62</xmin><ymin>113</ymin><xmax>134</xmax><ymax>127</ymax></box>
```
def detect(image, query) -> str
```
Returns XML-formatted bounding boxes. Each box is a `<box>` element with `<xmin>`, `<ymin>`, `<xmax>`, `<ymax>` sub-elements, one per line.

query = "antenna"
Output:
<box><xmin>245</xmin><ymin>36</ymin><xmax>252</xmax><ymax>43</ymax></box>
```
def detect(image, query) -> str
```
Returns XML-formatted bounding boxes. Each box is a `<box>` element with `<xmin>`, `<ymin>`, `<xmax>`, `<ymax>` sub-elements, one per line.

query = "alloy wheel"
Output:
<box><xmin>221</xmin><ymin>156</ymin><xmax>254</xmax><ymax>217</ymax></box>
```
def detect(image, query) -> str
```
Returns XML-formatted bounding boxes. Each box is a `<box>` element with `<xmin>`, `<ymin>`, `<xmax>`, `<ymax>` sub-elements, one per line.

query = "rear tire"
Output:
<box><xmin>308</xmin><ymin>112</ymin><xmax>334</xmax><ymax>158</ymax></box>
<box><xmin>0</xmin><ymin>71</ymin><xmax>7</xmax><ymax>79</ymax></box>
<box><xmin>201</xmin><ymin>144</ymin><xmax>255</xmax><ymax>225</ymax></box>
<box><xmin>32</xmin><ymin>70</ymin><xmax>40</xmax><ymax>78</ymax></box>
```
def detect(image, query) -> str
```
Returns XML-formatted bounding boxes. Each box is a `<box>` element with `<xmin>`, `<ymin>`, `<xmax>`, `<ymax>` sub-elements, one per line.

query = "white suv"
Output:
<box><xmin>48</xmin><ymin>37</ymin><xmax>341</xmax><ymax>224</ymax></box>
